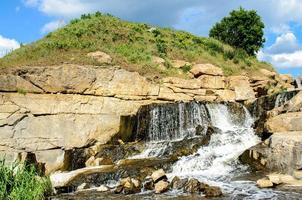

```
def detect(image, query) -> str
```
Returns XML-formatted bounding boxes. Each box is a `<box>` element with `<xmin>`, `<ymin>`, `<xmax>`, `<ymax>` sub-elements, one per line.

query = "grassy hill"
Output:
<box><xmin>0</xmin><ymin>12</ymin><xmax>274</xmax><ymax>78</ymax></box>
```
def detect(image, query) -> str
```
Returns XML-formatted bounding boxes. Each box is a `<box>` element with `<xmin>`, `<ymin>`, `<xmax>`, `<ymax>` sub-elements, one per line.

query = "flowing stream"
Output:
<box><xmin>133</xmin><ymin>102</ymin><xmax>302</xmax><ymax>199</ymax></box>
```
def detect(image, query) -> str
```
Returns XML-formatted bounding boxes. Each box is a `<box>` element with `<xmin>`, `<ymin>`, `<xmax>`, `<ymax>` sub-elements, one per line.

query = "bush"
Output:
<box><xmin>0</xmin><ymin>160</ymin><xmax>52</xmax><ymax>200</ymax></box>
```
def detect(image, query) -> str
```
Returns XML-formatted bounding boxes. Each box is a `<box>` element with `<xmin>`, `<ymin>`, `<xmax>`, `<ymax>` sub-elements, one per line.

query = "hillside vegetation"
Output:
<box><xmin>0</xmin><ymin>12</ymin><xmax>274</xmax><ymax>78</ymax></box>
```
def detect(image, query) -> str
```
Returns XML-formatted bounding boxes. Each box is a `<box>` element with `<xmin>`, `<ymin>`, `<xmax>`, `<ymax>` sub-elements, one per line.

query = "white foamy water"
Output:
<box><xmin>170</xmin><ymin>104</ymin><xmax>259</xmax><ymax>179</ymax></box>
<box><xmin>130</xmin><ymin>103</ymin><xmax>302</xmax><ymax>199</ymax></box>
<box><xmin>168</xmin><ymin>104</ymin><xmax>302</xmax><ymax>199</ymax></box>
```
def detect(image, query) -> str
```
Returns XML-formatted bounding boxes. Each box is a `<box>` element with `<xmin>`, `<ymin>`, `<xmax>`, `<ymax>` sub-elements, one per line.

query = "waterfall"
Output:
<box><xmin>132</xmin><ymin>102</ymin><xmax>210</xmax><ymax>158</ymax></box>
<box><xmin>274</xmin><ymin>92</ymin><xmax>297</xmax><ymax>108</ymax></box>
<box><xmin>170</xmin><ymin>104</ymin><xmax>259</xmax><ymax>179</ymax></box>
<box><xmin>136</xmin><ymin>102</ymin><xmax>210</xmax><ymax>142</ymax></box>
<box><xmin>295</xmin><ymin>77</ymin><xmax>302</xmax><ymax>89</ymax></box>
<box><xmin>130</xmin><ymin>102</ymin><xmax>302</xmax><ymax>198</ymax></box>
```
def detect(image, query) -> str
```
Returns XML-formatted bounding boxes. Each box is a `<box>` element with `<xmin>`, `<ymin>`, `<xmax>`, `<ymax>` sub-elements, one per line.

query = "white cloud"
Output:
<box><xmin>271</xmin><ymin>51</ymin><xmax>302</xmax><ymax>68</ymax></box>
<box><xmin>267</xmin><ymin>32</ymin><xmax>302</xmax><ymax>54</ymax></box>
<box><xmin>20</xmin><ymin>0</ymin><xmax>302</xmax><ymax>35</ymax></box>
<box><xmin>258</xmin><ymin>32</ymin><xmax>302</xmax><ymax>68</ymax></box>
<box><xmin>41</xmin><ymin>20</ymin><xmax>66</xmax><ymax>33</ymax></box>
<box><xmin>0</xmin><ymin>35</ymin><xmax>20</xmax><ymax>58</ymax></box>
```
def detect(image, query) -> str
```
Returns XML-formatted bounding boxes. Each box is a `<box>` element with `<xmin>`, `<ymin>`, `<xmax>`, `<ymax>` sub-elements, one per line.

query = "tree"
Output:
<box><xmin>209</xmin><ymin>7</ymin><xmax>265</xmax><ymax>56</ymax></box>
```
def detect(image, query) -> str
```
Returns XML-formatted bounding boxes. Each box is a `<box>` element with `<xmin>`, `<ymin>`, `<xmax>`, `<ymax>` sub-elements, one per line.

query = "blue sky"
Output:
<box><xmin>0</xmin><ymin>0</ymin><xmax>301</xmax><ymax>77</ymax></box>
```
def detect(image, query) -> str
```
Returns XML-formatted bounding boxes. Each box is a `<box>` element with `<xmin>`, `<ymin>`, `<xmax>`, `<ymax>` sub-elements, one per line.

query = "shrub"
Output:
<box><xmin>0</xmin><ymin>160</ymin><xmax>52</xmax><ymax>200</ymax></box>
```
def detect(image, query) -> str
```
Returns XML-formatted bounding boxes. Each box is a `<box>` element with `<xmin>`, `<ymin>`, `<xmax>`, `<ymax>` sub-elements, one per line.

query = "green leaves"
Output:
<box><xmin>209</xmin><ymin>7</ymin><xmax>265</xmax><ymax>56</ymax></box>
<box><xmin>0</xmin><ymin>160</ymin><xmax>52</xmax><ymax>200</ymax></box>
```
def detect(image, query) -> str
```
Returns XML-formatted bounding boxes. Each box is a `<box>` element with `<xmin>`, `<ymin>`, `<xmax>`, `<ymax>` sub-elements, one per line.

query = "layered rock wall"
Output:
<box><xmin>0</xmin><ymin>64</ymin><xmax>294</xmax><ymax>174</ymax></box>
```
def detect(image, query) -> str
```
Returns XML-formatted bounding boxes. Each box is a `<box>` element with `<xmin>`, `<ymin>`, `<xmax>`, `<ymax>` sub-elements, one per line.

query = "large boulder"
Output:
<box><xmin>240</xmin><ymin>132</ymin><xmax>302</xmax><ymax>172</ymax></box>
<box><xmin>283</xmin><ymin>91</ymin><xmax>302</xmax><ymax>112</ymax></box>
<box><xmin>265</xmin><ymin>112</ymin><xmax>302</xmax><ymax>132</ymax></box>
<box><xmin>190</xmin><ymin>63</ymin><xmax>223</xmax><ymax>77</ymax></box>
<box><xmin>228</xmin><ymin>76</ymin><xmax>255</xmax><ymax>101</ymax></box>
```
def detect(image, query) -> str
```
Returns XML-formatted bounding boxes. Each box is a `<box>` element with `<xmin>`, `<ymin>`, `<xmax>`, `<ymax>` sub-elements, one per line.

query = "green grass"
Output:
<box><xmin>0</xmin><ymin>12</ymin><xmax>274</xmax><ymax>78</ymax></box>
<box><xmin>0</xmin><ymin>160</ymin><xmax>52</xmax><ymax>200</ymax></box>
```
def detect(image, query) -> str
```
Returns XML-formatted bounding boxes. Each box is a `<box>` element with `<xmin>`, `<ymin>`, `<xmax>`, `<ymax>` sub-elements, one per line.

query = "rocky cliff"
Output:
<box><xmin>0</xmin><ymin>60</ymin><xmax>296</xmax><ymax>175</ymax></box>
<box><xmin>242</xmin><ymin>90</ymin><xmax>302</xmax><ymax>176</ymax></box>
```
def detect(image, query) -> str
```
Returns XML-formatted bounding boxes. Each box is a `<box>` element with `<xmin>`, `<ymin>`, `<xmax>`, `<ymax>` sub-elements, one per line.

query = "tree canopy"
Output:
<box><xmin>209</xmin><ymin>7</ymin><xmax>265</xmax><ymax>56</ymax></box>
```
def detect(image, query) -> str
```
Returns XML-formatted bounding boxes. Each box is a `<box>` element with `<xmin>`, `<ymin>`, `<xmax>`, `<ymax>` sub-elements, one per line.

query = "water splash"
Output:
<box><xmin>170</xmin><ymin>104</ymin><xmax>259</xmax><ymax>180</ymax></box>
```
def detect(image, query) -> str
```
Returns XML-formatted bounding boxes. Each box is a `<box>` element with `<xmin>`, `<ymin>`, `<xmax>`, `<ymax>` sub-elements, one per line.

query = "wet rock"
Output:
<box><xmin>116</xmin><ymin>177</ymin><xmax>141</xmax><ymax>194</ymax></box>
<box><xmin>151</xmin><ymin>169</ymin><xmax>167</xmax><ymax>183</ymax></box>
<box><xmin>171</xmin><ymin>176</ymin><xmax>188</xmax><ymax>190</ymax></box>
<box><xmin>284</xmin><ymin>91</ymin><xmax>302</xmax><ymax>112</ymax></box>
<box><xmin>256</xmin><ymin>178</ymin><xmax>274</xmax><ymax>188</ymax></box>
<box><xmin>50</xmin><ymin>165</ymin><xmax>116</xmax><ymax>188</ymax></box>
<box><xmin>204</xmin><ymin>186</ymin><xmax>222</xmax><ymax>197</ymax></box>
<box><xmin>199</xmin><ymin>182</ymin><xmax>209</xmax><ymax>192</ymax></box>
<box><xmin>184</xmin><ymin>178</ymin><xmax>201</xmax><ymax>193</ymax></box>
<box><xmin>114</xmin><ymin>185</ymin><xmax>124</xmax><ymax>194</ymax></box>
<box><xmin>76</xmin><ymin>183</ymin><xmax>89</xmax><ymax>191</ymax></box>
<box><xmin>154</xmin><ymin>180</ymin><xmax>169</xmax><ymax>194</ymax></box>
<box><xmin>143</xmin><ymin>177</ymin><xmax>154</xmax><ymax>190</ymax></box>
<box><xmin>97</xmin><ymin>185</ymin><xmax>109</xmax><ymax>192</ymax></box>
<box><xmin>85</xmin><ymin>156</ymin><xmax>113</xmax><ymax>167</ymax></box>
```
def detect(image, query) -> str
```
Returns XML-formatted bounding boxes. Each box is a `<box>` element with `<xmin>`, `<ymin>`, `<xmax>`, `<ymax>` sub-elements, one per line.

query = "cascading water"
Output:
<box><xmin>132</xmin><ymin>102</ymin><xmax>302</xmax><ymax>199</ymax></box>
<box><xmin>170</xmin><ymin>104</ymin><xmax>259</xmax><ymax>179</ymax></box>
<box><xmin>132</xmin><ymin>102</ymin><xmax>210</xmax><ymax>158</ymax></box>
<box><xmin>274</xmin><ymin>92</ymin><xmax>297</xmax><ymax>108</ymax></box>
<box><xmin>295</xmin><ymin>77</ymin><xmax>302</xmax><ymax>89</ymax></box>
